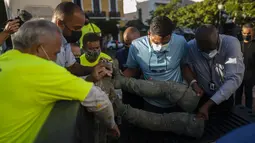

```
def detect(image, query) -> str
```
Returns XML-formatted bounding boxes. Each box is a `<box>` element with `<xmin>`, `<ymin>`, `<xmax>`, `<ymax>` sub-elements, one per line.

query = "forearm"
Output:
<box><xmin>93</xmin><ymin>103</ymin><xmax>116</xmax><ymax>128</ymax></box>
<box><xmin>123</xmin><ymin>68</ymin><xmax>139</xmax><ymax>77</ymax></box>
<box><xmin>211</xmin><ymin>78</ymin><xmax>240</xmax><ymax>105</ymax></box>
<box><xmin>81</xmin><ymin>85</ymin><xmax>116</xmax><ymax>128</ymax></box>
<box><xmin>182</xmin><ymin>65</ymin><xmax>196</xmax><ymax>84</ymax></box>
<box><xmin>67</xmin><ymin>63</ymin><xmax>93</xmax><ymax>76</ymax></box>
<box><xmin>0</xmin><ymin>32</ymin><xmax>10</xmax><ymax>45</ymax></box>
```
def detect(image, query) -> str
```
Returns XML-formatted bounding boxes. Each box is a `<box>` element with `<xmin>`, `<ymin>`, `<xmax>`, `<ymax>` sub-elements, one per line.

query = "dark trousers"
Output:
<box><xmin>235</xmin><ymin>80</ymin><xmax>254</xmax><ymax>109</ymax></box>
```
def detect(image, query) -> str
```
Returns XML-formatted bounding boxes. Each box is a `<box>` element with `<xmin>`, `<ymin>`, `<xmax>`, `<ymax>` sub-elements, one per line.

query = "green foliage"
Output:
<box><xmin>151</xmin><ymin>0</ymin><xmax>255</xmax><ymax>28</ymax></box>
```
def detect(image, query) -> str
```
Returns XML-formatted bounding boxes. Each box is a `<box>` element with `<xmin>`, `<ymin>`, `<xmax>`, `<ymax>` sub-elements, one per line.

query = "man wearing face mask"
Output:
<box><xmin>80</xmin><ymin>32</ymin><xmax>111</xmax><ymax>67</ymax></box>
<box><xmin>79</xmin><ymin>14</ymin><xmax>101</xmax><ymax>48</ymax></box>
<box><xmin>183</xmin><ymin>24</ymin><xmax>244</xmax><ymax>120</ymax></box>
<box><xmin>52</xmin><ymin>2</ymin><xmax>111</xmax><ymax>80</ymax></box>
<box><xmin>235</xmin><ymin>23</ymin><xmax>255</xmax><ymax>109</ymax></box>
<box><xmin>124</xmin><ymin>16</ymin><xmax>189</xmax><ymax>113</ymax></box>
<box><xmin>0</xmin><ymin>19</ymin><xmax>119</xmax><ymax>143</ymax></box>
<box><xmin>116</xmin><ymin>27</ymin><xmax>140</xmax><ymax>71</ymax></box>
<box><xmin>116</xmin><ymin>27</ymin><xmax>143</xmax><ymax>109</ymax></box>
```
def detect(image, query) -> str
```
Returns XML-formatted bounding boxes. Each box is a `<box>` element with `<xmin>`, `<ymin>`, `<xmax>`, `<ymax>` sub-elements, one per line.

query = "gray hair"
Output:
<box><xmin>13</xmin><ymin>19</ymin><xmax>61</xmax><ymax>49</ymax></box>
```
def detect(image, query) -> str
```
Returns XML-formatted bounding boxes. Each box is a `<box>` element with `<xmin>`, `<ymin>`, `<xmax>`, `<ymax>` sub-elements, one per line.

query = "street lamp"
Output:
<box><xmin>218</xmin><ymin>4</ymin><xmax>224</xmax><ymax>33</ymax></box>
<box><xmin>218</xmin><ymin>4</ymin><xmax>224</xmax><ymax>11</ymax></box>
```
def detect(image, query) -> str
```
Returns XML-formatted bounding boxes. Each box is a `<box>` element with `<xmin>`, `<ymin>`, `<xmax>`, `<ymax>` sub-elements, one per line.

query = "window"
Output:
<box><xmin>110</xmin><ymin>0</ymin><xmax>117</xmax><ymax>12</ymax></box>
<box><xmin>92</xmin><ymin>0</ymin><xmax>100</xmax><ymax>12</ymax></box>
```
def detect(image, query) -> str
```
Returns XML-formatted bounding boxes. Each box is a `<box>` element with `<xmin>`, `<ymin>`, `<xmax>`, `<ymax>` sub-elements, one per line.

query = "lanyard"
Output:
<box><xmin>206</xmin><ymin>58</ymin><xmax>215</xmax><ymax>82</ymax></box>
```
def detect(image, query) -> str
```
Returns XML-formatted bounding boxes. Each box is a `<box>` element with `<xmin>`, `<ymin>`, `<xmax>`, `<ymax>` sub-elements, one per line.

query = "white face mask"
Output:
<box><xmin>151</xmin><ymin>43</ymin><xmax>169</xmax><ymax>52</ymax></box>
<box><xmin>201</xmin><ymin>49</ymin><xmax>218</xmax><ymax>60</ymax></box>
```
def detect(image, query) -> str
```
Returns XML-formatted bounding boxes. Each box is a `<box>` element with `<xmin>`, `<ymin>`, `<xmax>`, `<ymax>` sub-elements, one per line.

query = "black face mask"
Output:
<box><xmin>64</xmin><ymin>30</ymin><xmax>82</xmax><ymax>43</ymax></box>
<box><xmin>243</xmin><ymin>35</ymin><xmax>252</xmax><ymax>42</ymax></box>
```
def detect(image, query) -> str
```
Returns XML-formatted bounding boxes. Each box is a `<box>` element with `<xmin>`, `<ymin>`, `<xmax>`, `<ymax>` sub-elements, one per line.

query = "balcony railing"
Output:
<box><xmin>109</xmin><ymin>11</ymin><xmax>121</xmax><ymax>19</ymax></box>
<box><xmin>85</xmin><ymin>11</ymin><xmax>106</xmax><ymax>18</ymax></box>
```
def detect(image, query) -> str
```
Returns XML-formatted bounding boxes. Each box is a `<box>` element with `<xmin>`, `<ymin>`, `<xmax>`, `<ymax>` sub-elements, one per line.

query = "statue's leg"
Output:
<box><xmin>114</xmin><ymin>99</ymin><xmax>204</xmax><ymax>138</ymax></box>
<box><xmin>112</xmin><ymin>58</ymin><xmax>199</xmax><ymax>112</ymax></box>
<box><xmin>114</xmin><ymin>75</ymin><xmax>200</xmax><ymax>112</ymax></box>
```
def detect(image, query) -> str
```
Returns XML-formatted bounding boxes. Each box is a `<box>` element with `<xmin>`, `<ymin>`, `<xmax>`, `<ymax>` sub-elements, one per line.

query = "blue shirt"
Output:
<box><xmin>185</xmin><ymin>34</ymin><xmax>244</xmax><ymax>104</ymax></box>
<box><xmin>217</xmin><ymin>123</ymin><xmax>255</xmax><ymax>143</ymax></box>
<box><xmin>116</xmin><ymin>47</ymin><xmax>129</xmax><ymax>71</ymax></box>
<box><xmin>56</xmin><ymin>35</ymin><xmax>76</xmax><ymax>67</ymax></box>
<box><xmin>126</xmin><ymin>34</ymin><xmax>188</xmax><ymax>108</ymax></box>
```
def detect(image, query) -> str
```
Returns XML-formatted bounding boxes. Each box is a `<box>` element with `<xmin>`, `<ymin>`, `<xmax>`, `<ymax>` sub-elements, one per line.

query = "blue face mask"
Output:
<box><xmin>201</xmin><ymin>49</ymin><xmax>218</xmax><ymax>60</ymax></box>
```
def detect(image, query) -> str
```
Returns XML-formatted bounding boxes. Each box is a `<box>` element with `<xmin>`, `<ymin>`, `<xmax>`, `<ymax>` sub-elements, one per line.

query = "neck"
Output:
<box><xmin>17</xmin><ymin>48</ymin><xmax>37</xmax><ymax>56</ymax></box>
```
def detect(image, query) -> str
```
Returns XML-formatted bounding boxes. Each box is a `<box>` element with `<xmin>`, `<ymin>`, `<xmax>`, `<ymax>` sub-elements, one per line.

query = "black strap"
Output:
<box><xmin>206</xmin><ymin>58</ymin><xmax>215</xmax><ymax>83</ymax></box>
<box><xmin>89</xmin><ymin>23</ymin><xmax>96</xmax><ymax>33</ymax></box>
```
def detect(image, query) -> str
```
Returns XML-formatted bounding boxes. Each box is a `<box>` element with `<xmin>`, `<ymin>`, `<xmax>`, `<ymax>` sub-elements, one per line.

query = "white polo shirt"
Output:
<box><xmin>56</xmin><ymin>35</ymin><xmax>76</xmax><ymax>67</ymax></box>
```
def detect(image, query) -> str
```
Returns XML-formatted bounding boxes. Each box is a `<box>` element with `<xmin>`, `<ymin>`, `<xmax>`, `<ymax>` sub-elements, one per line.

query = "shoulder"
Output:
<box><xmin>116</xmin><ymin>47</ymin><xmax>125</xmax><ymax>54</ymax></box>
<box><xmin>171</xmin><ymin>34</ymin><xmax>188</xmax><ymax>51</ymax></box>
<box><xmin>220</xmin><ymin>34</ymin><xmax>241</xmax><ymax>50</ymax></box>
<box><xmin>100</xmin><ymin>52</ymin><xmax>112</xmax><ymax>60</ymax></box>
<box><xmin>187</xmin><ymin>39</ymin><xmax>197</xmax><ymax>48</ymax></box>
<box><xmin>221</xmin><ymin>34</ymin><xmax>239</xmax><ymax>45</ymax></box>
<box><xmin>131</xmin><ymin>36</ymin><xmax>149</xmax><ymax>49</ymax></box>
<box><xmin>91</xmin><ymin>23</ymin><xmax>101</xmax><ymax>30</ymax></box>
<box><xmin>80</xmin><ymin>53</ymin><xmax>85</xmax><ymax>59</ymax></box>
<box><xmin>172</xmin><ymin>33</ymin><xmax>186</xmax><ymax>43</ymax></box>
<box><xmin>25</xmin><ymin>55</ymin><xmax>69</xmax><ymax>75</ymax></box>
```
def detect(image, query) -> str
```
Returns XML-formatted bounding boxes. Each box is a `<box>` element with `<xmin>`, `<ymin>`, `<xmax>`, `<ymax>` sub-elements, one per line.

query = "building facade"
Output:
<box><xmin>124</xmin><ymin>0</ymin><xmax>199</xmax><ymax>25</ymax></box>
<box><xmin>124</xmin><ymin>0</ymin><xmax>170</xmax><ymax>25</ymax></box>
<box><xmin>63</xmin><ymin>0</ymin><xmax>125</xmax><ymax>41</ymax></box>
<box><xmin>4</xmin><ymin>0</ymin><xmax>61</xmax><ymax>20</ymax></box>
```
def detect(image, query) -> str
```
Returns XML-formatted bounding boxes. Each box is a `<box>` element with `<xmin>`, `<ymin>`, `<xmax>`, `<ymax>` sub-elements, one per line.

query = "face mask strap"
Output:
<box><xmin>40</xmin><ymin>46</ymin><xmax>50</xmax><ymax>60</ymax></box>
<box><xmin>62</xmin><ymin>22</ymin><xmax>72</xmax><ymax>31</ymax></box>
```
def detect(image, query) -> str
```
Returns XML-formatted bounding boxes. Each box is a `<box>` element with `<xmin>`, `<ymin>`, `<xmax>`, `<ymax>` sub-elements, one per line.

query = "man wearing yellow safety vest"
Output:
<box><xmin>0</xmin><ymin>19</ymin><xmax>119</xmax><ymax>143</ymax></box>
<box><xmin>80</xmin><ymin>33</ymin><xmax>111</xmax><ymax>68</ymax></box>
<box><xmin>79</xmin><ymin>14</ymin><xmax>101</xmax><ymax>48</ymax></box>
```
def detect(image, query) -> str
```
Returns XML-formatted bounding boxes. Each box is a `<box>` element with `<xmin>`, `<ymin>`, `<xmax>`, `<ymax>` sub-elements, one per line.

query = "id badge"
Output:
<box><xmin>209</xmin><ymin>82</ymin><xmax>216</xmax><ymax>91</ymax></box>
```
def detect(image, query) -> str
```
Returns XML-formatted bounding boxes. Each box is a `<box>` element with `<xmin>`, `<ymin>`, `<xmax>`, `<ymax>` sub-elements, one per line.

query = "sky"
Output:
<box><xmin>123</xmin><ymin>0</ymin><xmax>204</xmax><ymax>14</ymax></box>
<box><xmin>124</xmin><ymin>0</ymin><xmax>146</xmax><ymax>14</ymax></box>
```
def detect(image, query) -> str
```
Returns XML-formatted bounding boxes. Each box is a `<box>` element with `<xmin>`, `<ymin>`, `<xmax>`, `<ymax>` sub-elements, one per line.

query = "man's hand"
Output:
<box><xmin>109</xmin><ymin>124</ymin><xmax>120</xmax><ymax>137</ymax></box>
<box><xmin>4</xmin><ymin>19</ymin><xmax>20</xmax><ymax>34</ymax></box>
<box><xmin>196</xmin><ymin>99</ymin><xmax>216</xmax><ymax>120</ymax></box>
<box><xmin>196</xmin><ymin>105</ymin><xmax>209</xmax><ymax>120</ymax></box>
<box><xmin>192</xmin><ymin>82</ymin><xmax>204</xmax><ymax>97</ymax></box>
<box><xmin>88</xmin><ymin>63</ymin><xmax>112</xmax><ymax>82</ymax></box>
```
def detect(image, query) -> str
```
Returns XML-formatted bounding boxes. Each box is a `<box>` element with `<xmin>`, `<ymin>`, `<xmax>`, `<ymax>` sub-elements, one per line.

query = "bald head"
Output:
<box><xmin>52</xmin><ymin>2</ymin><xmax>83</xmax><ymax>22</ymax></box>
<box><xmin>52</xmin><ymin>2</ymin><xmax>85</xmax><ymax>43</ymax></box>
<box><xmin>123</xmin><ymin>27</ymin><xmax>140</xmax><ymax>46</ymax></box>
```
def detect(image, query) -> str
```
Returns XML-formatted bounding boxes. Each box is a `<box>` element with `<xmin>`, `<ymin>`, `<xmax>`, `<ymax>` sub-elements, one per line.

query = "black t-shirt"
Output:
<box><xmin>242</xmin><ymin>40</ymin><xmax>255</xmax><ymax>80</ymax></box>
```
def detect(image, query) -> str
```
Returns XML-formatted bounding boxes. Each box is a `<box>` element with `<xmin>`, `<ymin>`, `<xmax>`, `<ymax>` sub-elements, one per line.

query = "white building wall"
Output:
<box><xmin>4</xmin><ymin>0</ymin><xmax>62</xmax><ymax>20</ymax></box>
